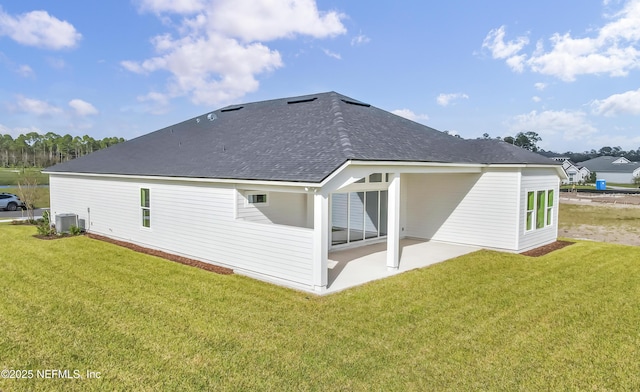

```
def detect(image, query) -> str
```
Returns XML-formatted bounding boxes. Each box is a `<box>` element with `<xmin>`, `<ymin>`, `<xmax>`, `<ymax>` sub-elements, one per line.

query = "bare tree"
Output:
<box><xmin>16</xmin><ymin>170</ymin><xmax>40</xmax><ymax>221</ymax></box>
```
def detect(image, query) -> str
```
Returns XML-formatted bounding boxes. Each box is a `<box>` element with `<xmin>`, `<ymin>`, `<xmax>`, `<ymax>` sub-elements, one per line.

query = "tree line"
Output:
<box><xmin>0</xmin><ymin>132</ymin><xmax>125</xmax><ymax>168</ymax></box>
<box><xmin>480</xmin><ymin>131</ymin><xmax>640</xmax><ymax>163</ymax></box>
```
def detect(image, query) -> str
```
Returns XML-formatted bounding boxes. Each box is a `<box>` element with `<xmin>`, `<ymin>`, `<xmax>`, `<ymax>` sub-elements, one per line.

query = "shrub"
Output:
<box><xmin>36</xmin><ymin>210</ymin><xmax>56</xmax><ymax>236</ymax></box>
<box><xmin>69</xmin><ymin>225</ymin><xmax>83</xmax><ymax>236</ymax></box>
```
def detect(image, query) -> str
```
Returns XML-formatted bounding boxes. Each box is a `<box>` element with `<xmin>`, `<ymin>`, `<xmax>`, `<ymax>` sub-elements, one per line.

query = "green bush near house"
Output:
<box><xmin>1</xmin><ymin>225</ymin><xmax>640</xmax><ymax>390</ymax></box>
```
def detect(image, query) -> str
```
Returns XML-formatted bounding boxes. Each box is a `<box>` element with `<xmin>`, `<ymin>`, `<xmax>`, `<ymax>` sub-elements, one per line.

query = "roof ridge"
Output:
<box><xmin>329</xmin><ymin>92</ymin><xmax>354</xmax><ymax>159</ymax></box>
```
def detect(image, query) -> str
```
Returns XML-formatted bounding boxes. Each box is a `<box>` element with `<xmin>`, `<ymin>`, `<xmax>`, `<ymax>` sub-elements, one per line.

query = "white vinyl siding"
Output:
<box><xmin>236</xmin><ymin>190</ymin><xmax>310</xmax><ymax>228</ymax></box>
<box><xmin>518</xmin><ymin>169</ymin><xmax>559</xmax><ymax>251</ymax></box>
<box><xmin>404</xmin><ymin>170</ymin><xmax>520</xmax><ymax>250</ymax></box>
<box><xmin>49</xmin><ymin>175</ymin><xmax>315</xmax><ymax>287</ymax></box>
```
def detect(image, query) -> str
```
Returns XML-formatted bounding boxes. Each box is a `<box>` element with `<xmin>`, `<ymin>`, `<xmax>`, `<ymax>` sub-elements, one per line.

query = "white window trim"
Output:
<box><xmin>140</xmin><ymin>187</ymin><xmax>151</xmax><ymax>230</ymax></box>
<box><xmin>245</xmin><ymin>191</ymin><xmax>269</xmax><ymax>207</ymax></box>
<box><xmin>525</xmin><ymin>189</ymin><xmax>554</xmax><ymax>233</ymax></box>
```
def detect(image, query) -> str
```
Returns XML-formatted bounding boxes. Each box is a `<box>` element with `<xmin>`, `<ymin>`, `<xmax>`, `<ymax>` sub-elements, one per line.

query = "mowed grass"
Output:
<box><xmin>1</xmin><ymin>226</ymin><xmax>640</xmax><ymax>390</ymax></box>
<box><xmin>0</xmin><ymin>168</ymin><xmax>49</xmax><ymax>186</ymax></box>
<box><xmin>560</xmin><ymin>202</ymin><xmax>640</xmax><ymax>229</ymax></box>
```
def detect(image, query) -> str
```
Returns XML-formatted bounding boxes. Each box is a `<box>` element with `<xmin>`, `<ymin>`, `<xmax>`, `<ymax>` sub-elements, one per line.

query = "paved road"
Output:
<box><xmin>0</xmin><ymin>208</ymin><xmax>46</xmax><ymax>220</ymax></box>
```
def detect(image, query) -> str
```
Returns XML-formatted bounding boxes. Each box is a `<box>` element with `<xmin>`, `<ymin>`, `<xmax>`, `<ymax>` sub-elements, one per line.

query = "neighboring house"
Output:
<box><xmin>578</xmin><ymin>156</ymin><xmax>640</xmax><ymax>184</ymax></box>
<box><xmin>44</xmin><ymin>92</ymin><xmax>564</xmax><ymax>293</ymax></box>
<box><xmin>561</xmin><ymin>160</ymin><xmax>591</xmax><ymax>184</ymax></box>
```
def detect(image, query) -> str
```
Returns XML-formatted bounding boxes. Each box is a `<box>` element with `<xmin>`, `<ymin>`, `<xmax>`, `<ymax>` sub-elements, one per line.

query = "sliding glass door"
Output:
<box><xmin>331</xmin><ymin>190</ymin><xmax>388</xmax><ymax>246</ymax></box>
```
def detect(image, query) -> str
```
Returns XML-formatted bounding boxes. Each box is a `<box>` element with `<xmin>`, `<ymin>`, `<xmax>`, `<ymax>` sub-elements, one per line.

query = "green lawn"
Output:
<box><xmin>1</xmin><ymin>226</ymin><xmax>640</xmax><ymax>390</ymax></box>
<box><xmin>0</xmin><ymin>168</ymin><xmax>49</xmax><ymax>186</ymax></box>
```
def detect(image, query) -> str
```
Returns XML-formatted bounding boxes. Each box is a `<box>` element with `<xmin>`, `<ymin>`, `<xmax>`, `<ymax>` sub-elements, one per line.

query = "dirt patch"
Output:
<box><xmin>86</xmin><ymin>233</ymin><xmax>234</xmax><ymax>275</ymax></box>
<box><xmin>561</xmin><ymin>192</ymin><xmax>640</xmax><ymax>206</ymax></box>
<box><xmin>559</xmin><ymin>224</ymin><xmax>640</xmax><ymax>247</ymax></box>
<box><xmin>521</xmin><ymin>240</ymin><xmax>575</xmax><ymax>257</ymax></box>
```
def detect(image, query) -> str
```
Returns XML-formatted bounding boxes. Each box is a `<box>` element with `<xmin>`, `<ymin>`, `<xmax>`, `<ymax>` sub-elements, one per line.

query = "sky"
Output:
<box><xmin>1</xmin><ymin>0</ymin><xmax>639</xmax><ymax>153</ymax></box>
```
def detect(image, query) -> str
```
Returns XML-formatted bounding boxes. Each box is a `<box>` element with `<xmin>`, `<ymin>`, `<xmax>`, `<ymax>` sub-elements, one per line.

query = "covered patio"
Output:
<box><xmin>325</xmin><ymin>239</ymin><xmax>479</xmax><ymax>294</ymax></box>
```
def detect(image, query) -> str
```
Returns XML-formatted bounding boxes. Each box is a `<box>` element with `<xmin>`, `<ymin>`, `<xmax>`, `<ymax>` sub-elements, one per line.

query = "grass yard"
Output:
<box><xmin>0</xmin><ymin>168</ymin><xmax>49</xmax><ymax>186</ymax></box>
<box><xmin>1</xmin><ymin>226</ymin><xmax>640</xmax><ymax>390</ymax></box>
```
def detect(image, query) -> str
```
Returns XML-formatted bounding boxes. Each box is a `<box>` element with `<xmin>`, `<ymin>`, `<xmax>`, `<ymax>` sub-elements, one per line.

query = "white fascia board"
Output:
<box><xmin>44</xmin><ymin>171</ymin><xmax>320</xmax><ymax>193</ymax></box>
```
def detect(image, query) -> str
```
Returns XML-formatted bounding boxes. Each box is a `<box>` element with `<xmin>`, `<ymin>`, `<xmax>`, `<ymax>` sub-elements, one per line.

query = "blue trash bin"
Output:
<box><xmin>596</xmin><ymin>179</ymin><xmax>606</xmax><ymax>190</ymax></box>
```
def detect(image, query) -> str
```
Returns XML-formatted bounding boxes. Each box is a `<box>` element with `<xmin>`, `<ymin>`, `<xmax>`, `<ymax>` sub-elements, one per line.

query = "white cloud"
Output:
<box><xmin>591</xmin><ymin>87</ymin><xmax>640</xmax><ymax>116</ymax></box>
<box><xmin>322</xmin><ymin>48</ymin><xmax>341</xmax><ymax>59</ymax></box>
<box><xmin>507</xmin><ymin>109</ymin><xmax>597</xmax><ymax>141</ymax></box>
<box><xmin>0</xmin><ymin>124</ymin><xmax>43</xmax><ymax>138</ymax></box>
<box><xmin>436</xmin><ymin>92</ymin><xmax>469</xmax><ymax>107</ymax></box>
<box><xmin>202</xmin><ymin>0</ymin><xmax>346</xmax><ymax>42</ymax></box>
<box><xmin>0</xmin><ymin>7</ymin><xmax>81</xmax><ymax>50</ymax></box>
<box><xmin>13</xmin><ymin>96</ymin><xmax>62</xmax><ymax>116</ymax></box>
<box><xmin>136</xmin><ymin>0</ymin><xmax>207</xmax><ymax>14</ymax></box>
<box><xmin>123</xmin><ymin>0</ymin><xmax>347</xmax><ymax>106</ymax></box>
<box><xmin>534</xmin><ymin>82</ymin><xmax>547</xmax><ymax>90</ymax></box>
<box><xmin>482</xmin><ymin>26</ymin><xmax>529</xmax><ymax>72</ymax></box>
<box><xmin>483</xmin><ymin>0</ymin><xmax>640</xmax><ymax>81</ymax></box>
<box><xmin>69</xmin><ymin>99</ymin><xmax>99</xmax><ymax>116</ymax></box>
<box><xmin>391</xmin><ymin>109</ymin><xmax>429</xmax><ymax>122</ymax></box>
<box><xmin>532</xmin><ymin>96</ymin><xmax>542</xmax><ymax>102</ymax></box>
<box><xmin>351</xmin><ymin>33</ymin><xmax>370</xmax><ymax>46</ymax></box>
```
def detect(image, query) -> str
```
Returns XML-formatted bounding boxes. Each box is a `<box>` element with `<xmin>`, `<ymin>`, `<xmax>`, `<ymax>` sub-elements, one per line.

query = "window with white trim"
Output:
<box><xmin>526</xmin><ymin>189</ymin><xmax>554</xmax><ymax>231</ymax></box>
<box><xmin>141</xmin><ymin>188</ymin><xmax>150</xmax><ymax>228</ymax></box>
<box><xmin>246</xmin><ymin>192</ymin><xmax>268</xmax><ymax>206</ymax></box>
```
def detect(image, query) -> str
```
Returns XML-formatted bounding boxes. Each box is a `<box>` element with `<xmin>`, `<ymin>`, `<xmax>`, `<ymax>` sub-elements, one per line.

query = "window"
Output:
<box><xmin>246</xmin><ymin>192</ymin><xmax>268</xmax><ymax>205</ymax></box>
<box><xmin>546</xmin><ymin>190</ymin><xmax>554</xmax><ymax>226</ymax></box>
<box><xmin>141</xmin><ymin>188</ymin><xmax>150</xmax><ymax>228</ymax></box>
<box><xmin>526</xmin><ymin>191</ymin><xmax>534</xmax><ymax>231</ymax></box>
<box><xmin>526</xmin><ymin>189</ymin><xmax>554</xmax><ymax>232</ymax></box>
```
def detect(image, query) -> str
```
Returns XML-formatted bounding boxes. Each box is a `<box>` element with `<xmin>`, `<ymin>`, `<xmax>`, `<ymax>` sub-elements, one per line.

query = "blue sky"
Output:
<box><xmin>1</xmin><ymin>0</ymin><xmax>639</xmax><ymax>153</ymax></box>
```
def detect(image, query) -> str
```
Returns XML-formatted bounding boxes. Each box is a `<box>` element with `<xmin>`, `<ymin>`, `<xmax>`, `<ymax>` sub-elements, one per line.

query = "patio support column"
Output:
<box><xmin>312</xmin><ymin>192</ymin><xmax>328</xmax><ymax>291</ymax></box>
<box><xmin>387</xmin><ymin>173</ymin><xmax>401</xmax><ymax>269</ymax></box>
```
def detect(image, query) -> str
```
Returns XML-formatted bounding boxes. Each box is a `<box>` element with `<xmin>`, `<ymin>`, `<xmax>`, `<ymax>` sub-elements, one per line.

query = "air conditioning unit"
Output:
<box><xmin>55</xmin><ymin>213</ymin><xmax>78</xmax><ymax>233</ymax></box>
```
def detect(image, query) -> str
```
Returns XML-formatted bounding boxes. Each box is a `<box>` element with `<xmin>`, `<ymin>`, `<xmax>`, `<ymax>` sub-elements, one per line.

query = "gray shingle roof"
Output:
<box><xmin>578</xmin><ymin>156</ymin><xmax>640</xmax><ymax>173</ymax></box>
<box><xmin>45</xmin><ymin>91</ymin><xmax>558</xmax><ymax>183</ymax></box>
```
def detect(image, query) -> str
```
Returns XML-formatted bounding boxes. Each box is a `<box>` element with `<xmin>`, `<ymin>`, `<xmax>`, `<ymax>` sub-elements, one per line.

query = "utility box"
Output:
<box><xmin>596</xmin><ymin>179</ymin><xmax>606</xmax><ymax>190</ymax></box>
<box><xmin>55</xmin><ymin>213</ymin><xmax>78</xmax><ymax>233</ymax></box>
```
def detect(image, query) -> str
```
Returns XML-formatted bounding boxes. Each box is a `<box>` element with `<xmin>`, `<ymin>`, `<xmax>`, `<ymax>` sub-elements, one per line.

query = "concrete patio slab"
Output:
<box><xmin>325</xmin><ymin>239</ymin><xmax>480</xmax><ymax>294</ymax></box>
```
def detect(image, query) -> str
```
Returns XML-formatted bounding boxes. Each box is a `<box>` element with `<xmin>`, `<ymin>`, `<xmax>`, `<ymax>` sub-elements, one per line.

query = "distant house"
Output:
<box><xmin>561</xmin><ymin>160</ymin><xmax>591</xmax><ymax>184</ymax></box>
<box><xmin>44</xmin><ymin>92</ymin><xmax>564</xmax><ymax>293</ymax></box>
<box><xmin>578</xmin><ymin>156</ymin><xmax>640</xmax><ymax>184</ymax></box>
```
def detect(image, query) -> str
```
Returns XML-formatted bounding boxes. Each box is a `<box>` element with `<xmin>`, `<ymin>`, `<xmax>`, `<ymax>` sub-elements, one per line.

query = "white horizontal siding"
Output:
<box><xmin>404</xmin><ymin>170</ymin><xmax>520</xmax><ymax>250</ymax></box>
<box><xmin>236</xmin><ymin>190</ymin><xmax>310</xmax><ymax>228</ymax></box>
<box><xmin>49</xmin><ymin>175</ymin><xmax>315</xmax><ymax>287</ymax></box>
<box><xmin>518</xmin><ymin>169</ymin><xmax>559</xmax><ymax>251</ymax></box>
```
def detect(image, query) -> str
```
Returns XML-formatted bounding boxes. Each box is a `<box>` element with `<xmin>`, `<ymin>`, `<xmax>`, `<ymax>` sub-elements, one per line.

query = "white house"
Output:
<box><xmin>578</xmin><ymin>156</ymin><xmax>640</xmax><ymax>184</ymax></box>
<box><xmin>561</xmin><ymin>160</ymin><xmax>591</xmax><ymax>184</ymax></box>
<box><xmin>44</xmin><ymin>92</ymin><xmax>564</xmax><ymax>293</ymax></box>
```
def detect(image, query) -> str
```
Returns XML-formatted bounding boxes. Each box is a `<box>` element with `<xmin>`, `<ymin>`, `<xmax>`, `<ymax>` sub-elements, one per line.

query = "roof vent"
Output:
<box><xmin>207</xmin><ymin>113</ymin><xmax>217</xmax><ymax>121</ymax></box>
<box><xmin>221</xmin><ymin>106</ymin><xmax>243</xmax><ymax>112</ymax></box>
<box><xmin>341</xmin><ymin>99</ymin><xmax>370</xmax><ymax>107</ymax></box>
<box><xmin>288</xmin><ymin>97</ymin><xmax>317</xmax><ymax>104</ymax></box>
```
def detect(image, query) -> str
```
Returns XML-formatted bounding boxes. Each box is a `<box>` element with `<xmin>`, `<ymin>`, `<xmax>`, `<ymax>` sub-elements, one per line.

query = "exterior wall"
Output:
<box><xmin>596</xmin><ymin>172</ymin><xmax>634</xmax><ymax>184</ymax></box>
<box><xmin>49</xmin><ymin>175</ymin><xmax>315</xmax><ymax>288</ymax></box>
<box><xmin>236</xmin><ymin>190</ymin><xmax>310</xmax><ymax>228</ymax></box>
<box><xmin>517</xmin><ymin>168</ymin><xmax>559</xmax><ymax>251</ymax></box>
<box><xmin>403</xmin><ymin>170</ymin><xmax>520</xmax><ymax>250</ymax></box>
